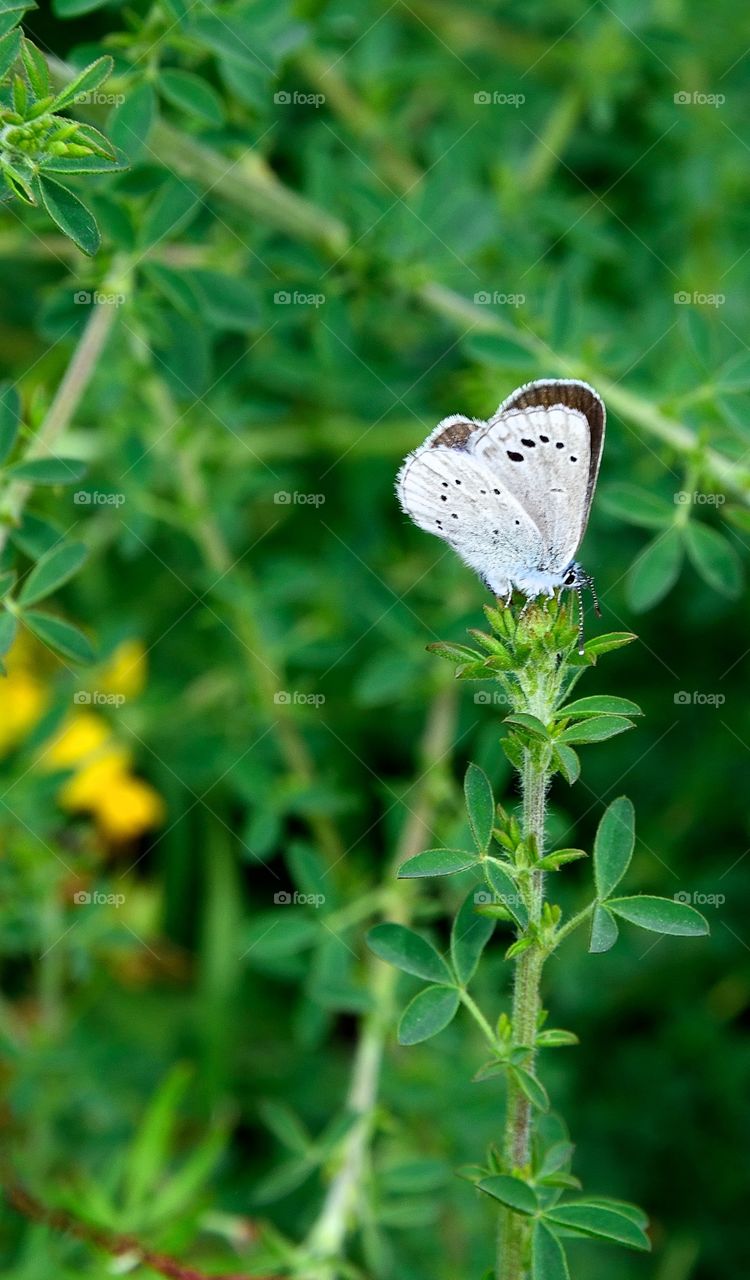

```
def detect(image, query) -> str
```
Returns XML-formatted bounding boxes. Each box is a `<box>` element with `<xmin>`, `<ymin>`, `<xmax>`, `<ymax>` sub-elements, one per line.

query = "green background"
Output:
<box><xmin>1</xmin><ymin>2</ymin><xmax>749</xmax><ymax>1278</ymax></box>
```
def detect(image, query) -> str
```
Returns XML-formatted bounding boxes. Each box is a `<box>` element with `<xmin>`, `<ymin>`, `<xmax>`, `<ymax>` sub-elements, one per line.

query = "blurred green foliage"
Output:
<box><xmin>0</xmin><ymin>2</ymin><xmax>749</xmax><ymax>1278</ymax></box>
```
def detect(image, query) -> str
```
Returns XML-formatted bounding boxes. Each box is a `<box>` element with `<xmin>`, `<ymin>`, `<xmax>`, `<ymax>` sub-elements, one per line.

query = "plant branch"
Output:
<box><xmin>3</xmin><ymin>1179</ymin><xmax>276</xmax><ymax>1280</ymax></box>
<box><xmin>304</xmin><ymin>686</ymin><xmax>458</xmax><ymax>1272</ymax></box>
<box><xmin>0</xmin><ymin>256</ymin><xmax>129</xmax><ymax>554</ymax></box>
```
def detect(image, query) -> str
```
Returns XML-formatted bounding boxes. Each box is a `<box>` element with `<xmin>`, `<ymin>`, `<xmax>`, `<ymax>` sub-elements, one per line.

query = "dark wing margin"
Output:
<box><xmin>426</xmin><ymin>415</ymin><xmax>479</xmax><ymax>450</ymax></box>
<box><xmin>494</xmin><ymin>377</ymin><xmax>605</xmax><ymax>522</ymax></box>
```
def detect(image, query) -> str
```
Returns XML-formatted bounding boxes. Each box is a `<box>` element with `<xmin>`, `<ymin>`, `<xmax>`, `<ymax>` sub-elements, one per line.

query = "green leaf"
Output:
<box><xmin>36</xmin><ymin>177</ymin><xmax>100</xmax><ymax>256</ymax></box>
<box><xmin>684</xmin><ymin>522</ymin><xmax>742</xmax><ymax>598</ymax></box>
<box><xmin>0</xmin><ymin>610</ymin><xmax>18</xmax><ymax>656</ymax></box>
<box><xmin>139</xmin><ymin>177</ymin><xmax>200</xmax><ymax>251</ymax></box>
<box><xmin>536</xmin><ymin>1028</ymin><xmax>579</xmax><ymax>1047</ymax></box>
<box><xmin>477</xmin><ymin>1174</ymin><xmax>537</xmax><ymax>1215</ymax></box>
<box><xmin>594</xmin><ymin>796</ymin><xmax>635</xmax><ymax>900</ymax></box>
<box><xmin>257</xmin><ymin>1100</ymin><xmax>311</xmax><ymax>1154</ymax></box>
<box><xmin>589</xmin><ymin>904</ymin><xmax>619</xmax><ymax>954</ymax></box>
<box><xmin>0</xmin><ymin>28</ymin><xmax>20</xmax><ymax>80</ymax></box>
<box><xmin>557</xmin><ymin>716</ymin><xmax>633</xmax><ymax>744</ymax></box>
<box><xmin>22</xmin><ymin>610</ymin><xmax>95</xmax><ymax>663</ymax></box>
<box><xmin>158</xmin><ymin>68</ymin><xmax>225</xmax><ymax>126</ymax></box>
<box><xmin>544</xmin><ymin>1202</ymin><xmax>650</xmax><ymax>1251</ymax></box>
<box><xmin>108</xmin><ymin>80</ymin><xmax>157</xmax><ymax>161</ymax></box>
<box><xmin>50</xmin><ymin>54</ymin><xmax>113</xmax><ymax>111</ymax></box>
<box><xmin>7</xmin><ymin>456</ymin><xmax>86</xmax><ymax>484</ymax></box>
<box><xmin>504</xmin><ymin>712</ymin><xmax>549</xmax><ymax>739</ymax></box>
<box><xmin>626</xmin><ymin>527</ymin><xmax>683</xmax><ymax>612</ymax></box>
<box><xmin>484</xmin><ymin>860</ymin><xmax>527</xmax><ymax>928</ymax></box>
<box><xmin>450</xmin><ymin>891</ymin><xmax>495</xmax><ymax>986</ymax></box>
<box><xmin>582</xmin><ymin>632</ymin><xmax>637</xmax><ymax>658</ymax></box>
<box><xmin>142</xmin><ymin>263</ymin><xmax>203</xmax><ymax>316</ymax></box>
<box><xmin>559</xmin><ymin>695</ymin><xmax>642</xmax><ymax>719</ymax></box>
<box><xmin>188</xmin><ymin>269</ymin><xmax>260</xmax><ymax>331</ymax></box>
<box><xmin>10</xmin><ymin>513</ymin><xmax>62</xmax><ymax>558</ymax></box>
<box><xmin>552</xmin><ymin>743</ymin><xmax>580</xmax><ymax>785</ymax></box>
<box><xmin>425</xmin><ymin>640</ymin><xmax>481</xmax><ymax>665</ymax></box>
<box><xmin>0</xmin><ymin>381</ymin><xmax>20</xmax><ymax>464</ymax></box>
<box><xmin>464</xmin><ymin>762</ymin><xmax>495</xmax><ymax>852</ymax></box>
<box><xmin>510</xmin><ymin>1065</ymin><xmax>549</xmax><ymax>1112</ymax></box>
<box><xmin>21</xmin><ymin>37</ymin><xmax>48</xmax><ymax>97</ymax></box>
<box><xmin>606</xmin><ymin>895</ymin><xmax>709</xmax><ymax>937</ymax></box>
<box><xmin>398</xmin><ymin>985</ymin><xmax>460</xmax><ymax>1045</ymax></box>
<box><xmin>367</xmin><ymin>923</ymin><xmax>452</xmax><ymax>984</ymax></box>
<box><xmin>397</xmin><ymin>848</ymin><xmax>478</xmax><ymax>878</ymax></box>
<box><xmin>533</xmin><ymin>1222</ymin><xmax>570</xmax><ymax>1280</ymax></box>
<box><xmin>19</xmin><ymin>541</ymin><xmax>87</xmax><ymax>606</ymax></box>
<box><xmin>581</xmin><ymin>1197</ymin><xmax>649</xmax><ymax>1228</ymax></box>
<box><xmin>598</xmin><ymin>483</ymin><xmax>673</xmax><ymax>529</ymax></box>
<box><xmin>537</xmin><ymin>848</ymin><xmax>586</xmax><ymax>872</ymax></box>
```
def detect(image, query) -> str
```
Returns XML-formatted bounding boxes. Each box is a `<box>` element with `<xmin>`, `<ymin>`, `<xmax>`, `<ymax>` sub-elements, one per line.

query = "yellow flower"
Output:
<box><xmin>98</xmin><ymin>639</ymin><xmax>147</xmax><ymax>699</ymax></box>
<box><xmin>43</xmin><ymin>710</ymin><xmax>118</xmax><ymax>770</ymax></box>
<box><xmin>93</xmin><ymin>774</ymin><xmax>166</xmax><ymax>842</ymax></box>
<box><xmin>41</xmin><ymin>709</ymin><xmax>165</xmax><ymax>842</ymax></box>
<box><xmin>0</xmin><ymin>669</ymin><xmax>47</xmax><ymax>756</ymax></box>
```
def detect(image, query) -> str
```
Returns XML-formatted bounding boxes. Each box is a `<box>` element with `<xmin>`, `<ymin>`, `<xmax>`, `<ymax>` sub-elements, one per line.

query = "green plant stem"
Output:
<box><xmin>497</xmin><ymin>751</ymin><xmax>547</xmax><ymax>1280</ymax></box>
<box><xmin>552</xmin><ymin>900</ymin><xmax>596</xmax><ymax>950</ymax></box>
<box><xmin>459</xmin><ymin>988</ymin><xmax>499</xmax><ymax>1048</ymax></box>
<box><xmin>0</xmin><ymin>255</ymin><xmax>129</xmax><ymax>554</ymax></box>
<box><xmin>418</xmin><ymin>283</ymin><xmax>750</xmax><ymax>503</ymax></box>
<box><xmin>304</xmin><ymin>687</ymin><xmax>457</xmax><ymax>1273</ymax></box>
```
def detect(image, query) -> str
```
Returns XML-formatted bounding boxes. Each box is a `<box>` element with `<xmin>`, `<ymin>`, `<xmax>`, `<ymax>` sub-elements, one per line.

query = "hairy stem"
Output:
<box><xmin>497</xmin><ymin>751</ymin><xmax>548</xmax><ymax>1280</ymax></box>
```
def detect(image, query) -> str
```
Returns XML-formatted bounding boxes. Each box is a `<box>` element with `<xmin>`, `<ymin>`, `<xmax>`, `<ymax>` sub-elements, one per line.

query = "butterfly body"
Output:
<box><xmin>396</xmin><ymin>379</ymin><xmax>605</xmax><ymax>642</ymax></box>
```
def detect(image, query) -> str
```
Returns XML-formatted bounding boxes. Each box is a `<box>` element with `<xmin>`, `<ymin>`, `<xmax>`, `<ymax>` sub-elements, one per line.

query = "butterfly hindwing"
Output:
<box><xmin>396</xmin><ymin>444</ymin><xmax>545</xmax><ymax>596</ymax></box>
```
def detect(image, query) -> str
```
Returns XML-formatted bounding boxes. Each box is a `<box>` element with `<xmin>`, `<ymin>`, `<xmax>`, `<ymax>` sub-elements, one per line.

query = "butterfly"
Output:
<box><xmin>396</xmin><ymin>378</ymin><xmax>605</xmax><ymax>649</ymax></box>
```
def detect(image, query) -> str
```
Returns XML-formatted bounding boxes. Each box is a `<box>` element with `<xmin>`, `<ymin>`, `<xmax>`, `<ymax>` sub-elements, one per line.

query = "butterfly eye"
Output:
<box><xmin>564</xmin><ymin>569</ymin><xmax>577</xmax><ymax>587</ymax></box>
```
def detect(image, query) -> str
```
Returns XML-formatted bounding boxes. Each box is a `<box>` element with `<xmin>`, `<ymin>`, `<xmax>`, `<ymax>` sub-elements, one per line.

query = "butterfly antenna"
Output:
<box><xmin>588</xmin><ymin>574</ymin><xmax>602</xmax><ymax>618</ymax></box>
<box><xmin>575</xmin><ymin>585</ymin><xmax>586</xmax><ymax>655</ymax></box>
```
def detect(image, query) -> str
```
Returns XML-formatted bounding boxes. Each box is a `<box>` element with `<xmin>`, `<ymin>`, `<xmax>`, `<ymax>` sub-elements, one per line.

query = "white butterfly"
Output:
<box><xmin>396</xmin><ymin>378</ymin><xmax>605</xmax><ymax>638</ymax></box>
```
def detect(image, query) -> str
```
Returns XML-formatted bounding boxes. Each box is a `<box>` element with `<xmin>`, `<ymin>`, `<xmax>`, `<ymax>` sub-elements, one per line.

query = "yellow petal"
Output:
<box><xmin>98</xmin><ymin>639</ymin><xmax>147</xmax><ymax>699</ymax></box>
<box><xmin>93</xmin><ymin>774</ymin><xmax>166</xmax><ymax>841</ymax></box>
<box><xmin>0</xmin><ymin>670</ymin><xmax>47</xmax><ymax>755</ymax></box>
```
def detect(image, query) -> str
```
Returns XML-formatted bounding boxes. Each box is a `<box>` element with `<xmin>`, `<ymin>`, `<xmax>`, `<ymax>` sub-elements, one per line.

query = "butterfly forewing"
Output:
<box><xmin>494</xmin><ymin>379</ymin><xmax>605</xmax><ymax>530</ymax></box>
<box><xmin>470</xmin><ymin>404</ymin><xmax>592</xmax><ymax>570</ymax></box>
